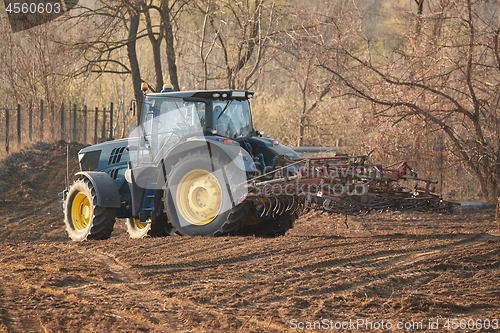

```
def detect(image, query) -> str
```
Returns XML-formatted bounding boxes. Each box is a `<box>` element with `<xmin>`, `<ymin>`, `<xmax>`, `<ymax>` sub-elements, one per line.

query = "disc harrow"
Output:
<box><xmin>243</xmin><ymin>154</ymin><xmax>459</xmax><ymax>217</ymax></box>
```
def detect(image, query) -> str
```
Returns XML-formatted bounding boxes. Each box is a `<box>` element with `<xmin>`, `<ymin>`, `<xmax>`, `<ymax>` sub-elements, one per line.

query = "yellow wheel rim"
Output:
<box><xmin>133</xmin><ymin>218</ymin><xmax>148</xmax><ymax>230</ymax></box>
<box><xmin>177</xmin><ymin>169</ymin><xmax>223</xmax><ymax>226</ymax></box>
<box><xmin>72</xmin><ymin>192</ymin><xmax>92</xmax><ymax>230</ymax></box>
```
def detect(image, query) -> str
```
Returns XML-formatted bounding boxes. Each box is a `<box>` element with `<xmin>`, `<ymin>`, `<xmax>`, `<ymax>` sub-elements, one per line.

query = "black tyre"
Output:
<box><xmin>64</xmin><ymin>178</ymin><xmax>115</xmax><ymax>241</ymax></box>
<box><xmin>239</xmin><ymin>211</ymin><xmax>295</xmax><ymax>237</ymax></box>
<box><xmin>125</xmin><ymin>214</ymin><xmax>173</xmax><ymax>238</ymax></box>
<box><xmin>165</xmin><ymin>151</ymin><xmax>248</xmax><ymax>236</ymax></box>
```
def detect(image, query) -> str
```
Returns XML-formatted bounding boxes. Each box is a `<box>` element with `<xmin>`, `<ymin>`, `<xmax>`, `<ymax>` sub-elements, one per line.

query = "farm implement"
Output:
<box><xmin>244</xmin><ymin>154</ymin><xmax>458</xmax><ymax>218</ymax></box>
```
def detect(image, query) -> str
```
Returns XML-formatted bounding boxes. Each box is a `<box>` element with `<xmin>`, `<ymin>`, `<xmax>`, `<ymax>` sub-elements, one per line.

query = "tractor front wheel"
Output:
<box><xmin>64</xmin><ymin>178</ymin><xmax>116</xmax><ymax>241</ymax></box>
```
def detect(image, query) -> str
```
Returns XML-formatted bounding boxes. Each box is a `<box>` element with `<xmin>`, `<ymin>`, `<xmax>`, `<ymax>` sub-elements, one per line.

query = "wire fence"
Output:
<box><xmin>0</xmin><ymin>100</ymin><xmax>117</xmax><ymax>155</ymax></box>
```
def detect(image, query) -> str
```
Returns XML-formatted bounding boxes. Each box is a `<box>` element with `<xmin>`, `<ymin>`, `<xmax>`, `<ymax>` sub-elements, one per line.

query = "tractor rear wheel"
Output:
<box><xmin>125</xmin><ymin>214</ymin><xmax>173</xmax><ymax>238</ymax></box>
<box><xmin>165</xmin><ymin>151</ymin><xmax>248</xmax><ymax>236</ymax></box>
<box><xmin>64</xmin><ymin>178</ymin><xmax>115</xmax><ymax>241</ymax></box>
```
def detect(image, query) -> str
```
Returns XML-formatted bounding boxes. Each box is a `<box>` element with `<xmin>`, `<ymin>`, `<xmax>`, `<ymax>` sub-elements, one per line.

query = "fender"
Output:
<box><xmin>75</xmin><ymin>171</ymin><xmax>121</xmax><ymax>208</ymax></box>
<box><xmin>162</xmin><ymin>137</ymin><xmax>257</xmax><ymax>176</ymax></box>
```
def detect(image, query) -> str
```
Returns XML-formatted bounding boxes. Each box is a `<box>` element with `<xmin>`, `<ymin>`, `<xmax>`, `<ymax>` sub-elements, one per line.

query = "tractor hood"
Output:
<box><xmin>244</xmin><ymin>136</ymin><xmax>300</xmax><ymax>159</ymax></box>
<box><xmin>78</xmin><ymin>138</ymin><xmax>133</xmax><ymax>172</ymax></box>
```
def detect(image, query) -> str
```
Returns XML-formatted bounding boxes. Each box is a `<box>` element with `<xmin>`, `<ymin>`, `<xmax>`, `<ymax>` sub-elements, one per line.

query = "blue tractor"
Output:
<box><xmin>61</xmin><ymin>87</ymin><xmax>300</xmax><ymax>240</ymax></box>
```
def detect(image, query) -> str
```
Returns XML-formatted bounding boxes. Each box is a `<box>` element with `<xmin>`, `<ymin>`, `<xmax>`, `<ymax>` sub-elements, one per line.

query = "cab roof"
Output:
<box><xmin>146</xmin><ymin>89</ymin><xmax>254</xmax><ymax>100</ymax></box>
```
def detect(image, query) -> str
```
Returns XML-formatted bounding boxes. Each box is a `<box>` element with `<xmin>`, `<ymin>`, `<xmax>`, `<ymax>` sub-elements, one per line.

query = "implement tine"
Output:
<box><xmin>259</xmin><ymin>197</ymin><xmax>269</xmax><ymax>217</ymax></box>
<box><xmin>264</xmin><ymin>197</ymin><xmax>275</xmax><ymax>217</ymax></box>
<box><xmin>285</xmin><ymin>195</ymin><xmax>295</xmax><ymax>212</ymax></box>
<box><xmin>273</xmin><ymin>195</ymin><xmax>282</xmax><ymax>216</ymax></box>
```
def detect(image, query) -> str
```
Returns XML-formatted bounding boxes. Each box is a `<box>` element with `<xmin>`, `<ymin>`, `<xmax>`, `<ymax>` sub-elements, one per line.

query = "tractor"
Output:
<box><xmin>61</xmin><ymin>86</ymin><xmax>300</xmax><ymax>240</ymax></box>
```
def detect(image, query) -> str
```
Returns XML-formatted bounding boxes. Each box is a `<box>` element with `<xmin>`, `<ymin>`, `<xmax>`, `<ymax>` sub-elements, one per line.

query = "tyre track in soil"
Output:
<box><xmin>87</xmin><ymin>245</ymin><xmax>271</xmax><ymax>332</ymax></box>
<box><xmin>285</xmin><ymin>233</ymin><xmax>497</xmax><ymax>299</ymax></box>
<box><xmin>138</xmin><ymin>232</ymin><xmax>496</xmax><ymax>314</ymax></box>
<box><xmin>0</xmin><ymin>279</ymin><xmax>46</xmax><ymax>333</ymax></box>
<box><xmin>74</xmin><ymin>249</ymin><xmax>181</xmax><ymax>331</ymax></box>
<box><xmin>105</xmin><ymin>238</ymin><xmax>293</xmax><ymax>331</ymax></box>
<box><xmin>106</xmin><ymin>237</ymin><xmax>365</xmax><ymax>332</ymax></box>
<box><xmin>134</xmin><ymin>233</ymin><xmax>486</xmax><ymax>277</ymax></box>
<box><xmin>164</xmin><ymin>236</ymin><xmax>258</xmax><ymax>259</ymax></box>
<box><xmin>0</xmin><ymin>231</ymin><xmax>488</xmax><ymax>332</ymax></box>
<box><xmin>168</xmin><ymin>234</ymin><xmax>351</xmax><ymax>260</ymax></box>
<box><xmin>114</xmin><ymin>234</ymin><xmax>480</xmax><ymax>330</ymax></box>
<box><xmin>131</xmin><ymin>236</ymin><xmax>373</xmax><ymax>274</ymax></box>
<box><xmin>0</xmin><ymin>245</ymin><xmax>170</xmax><ymax>333</ymax></box>
<box><xmin>0</xmin><ymin>229</ymin><xmax>497</xmax><ymax>333</ymax></box>
<box><xmin>80</xmin><ymin>248</ymin><xmax>261</xmax><ymax>332</ymax></box>
<box><xmin>285</xmin><ymin>233</ymin><xmax>490</xmax><ymax>274</ymax></box>
<box><xmin>0</xmin><ymin>242</ymin><xmax>175</xmax><ymax>333</ymax></box>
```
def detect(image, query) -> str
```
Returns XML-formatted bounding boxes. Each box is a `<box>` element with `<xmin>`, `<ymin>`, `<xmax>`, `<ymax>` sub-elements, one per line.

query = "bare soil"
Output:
<box><xmin>0</xmin><ymin>142</ymin><xmax>499</xmax><ymax>332</ymax></box>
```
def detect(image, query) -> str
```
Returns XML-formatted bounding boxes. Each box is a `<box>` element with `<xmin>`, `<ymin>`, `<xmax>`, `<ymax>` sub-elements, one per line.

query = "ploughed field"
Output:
<box><xmin>0</xmin><ymin>142</ymin><xmax>499</xmax><ymax>332</ymax></box>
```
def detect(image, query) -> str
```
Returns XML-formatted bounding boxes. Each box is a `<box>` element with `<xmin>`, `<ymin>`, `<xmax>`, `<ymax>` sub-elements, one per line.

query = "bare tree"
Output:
<box><xmin>70</xmin><ymin>0</ymin><xmax>145</xmax><ymax>122</ymax></box>
<box><xmin>0</xmin><ymin>15</ymin><xmax>81</xmax><ymax>106</ymax></box>
<box><xmin>160</xmin><ymin>0</ymin><xmax>183</xmax><ymax>91</ymax></box>
<box><xmin>69</xmin><ymin>0</ymin><xmax>186</xmax><ymax>122</ymax></box>
<box><xmin>274</xmin><ymin>1</ymin><xmax>361</xmax><ymax>147</ymax></box>
<box><xmin>321</xmin><ymin>0</ymin><xmax>500</xmax><ymax>201</ymax></box>
<box><xmin>193</xmin><ymin>0</ymin><xmax>281</xmax><ymax>89</ymax></box>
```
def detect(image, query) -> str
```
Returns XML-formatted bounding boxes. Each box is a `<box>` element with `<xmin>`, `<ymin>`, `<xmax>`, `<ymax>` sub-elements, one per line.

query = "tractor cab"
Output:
<box><xmin>139</xmin><ymin>95</ymin><xmax>205</xmax><ymax>162</ymax></box>
<box><xmin>133</xmin><ymin>89</ymin><xmax>256</xmax><ymax>166</ymax></box>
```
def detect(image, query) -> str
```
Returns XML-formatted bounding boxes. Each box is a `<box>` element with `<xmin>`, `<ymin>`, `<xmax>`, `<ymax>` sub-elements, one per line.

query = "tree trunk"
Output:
<box><xmin>297</xmin><ymin>88</ymin><xmax>307</xmax><ymax>147</ymax></box>
<box><xmin>127</xmin><ymin>11</ymin><xmax>142</xmax><ymax>124</ymax></box>
<box><xmin>145</xmin><ymin>7</ymin><xmax>164</xmax><ymax>92</ymax></box>
<box><xmin>162</xmin><ymin>0</ymin><xmax>179</xmax><ymax>91</ymax></box>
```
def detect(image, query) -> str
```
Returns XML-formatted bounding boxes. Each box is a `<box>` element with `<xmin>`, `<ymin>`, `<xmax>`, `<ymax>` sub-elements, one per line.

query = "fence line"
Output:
<box><xmin>1</xmin><ymin>100</ymin><xmax>116</xmax><ymax>155</ymax></box>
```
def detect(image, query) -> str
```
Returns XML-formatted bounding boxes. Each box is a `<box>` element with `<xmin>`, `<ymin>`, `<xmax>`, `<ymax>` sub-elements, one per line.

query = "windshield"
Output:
<box><xmin>213</xmin><ymin>99</ymin><xmax>253</xmax><ymax>138</ymax></box>
<box><xmin>140</xmin><ymin>96</ymin><xmax>205</xmax><ymax>161</ymax></box>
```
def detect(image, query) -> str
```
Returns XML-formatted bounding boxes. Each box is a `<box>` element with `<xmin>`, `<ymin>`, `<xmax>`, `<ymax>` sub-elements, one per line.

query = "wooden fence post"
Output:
<box><xmin>83</xmin><ymin>105</ymin><xmax>87</xmax><ymax>145</ymax></box>
<box><xmin>73</xmin><ymin>103</ymin><xmax>77</xmax><ymax>142</ymax></box>
<box><xmin>51</xmin><ymin>101</ymin><xmax>55</xmax><ymax>140</ymax></box>
<box><xmin>109</xmin><ymin>102</ymin><xmax>114</xmax><ymax>140</ymax></box>
<box><xmin>29</xmin><ymin>99</ymin><xmax>33</xmax><ymax>142</ymax></box>
<box><xmin>61</xmin><ymin>102</ymin><xmax>65</xmax><ymax>141</ymax></box>
<box><xmin>101</xmin><ymin>107</ymin><xmax>107</xmax><ymax>143</ymax></box>
<box><xmin>40</xmin><ymin>99</ymin><xmax>44</xmax><ymax>141</ymax></box>
<box><xmin>4</xmin><ymin>108</ymin><xmax>9</xmax><ymax>154</ymax></box>
<box><xmin>94</xmin><ymin>107</ymin><xmax>98</xmax><ymax>144</ymax></box>
<box><xmin>17</xmin><ymin>104</ymin><xmax>21</xmax><ymax>144</ymax></box>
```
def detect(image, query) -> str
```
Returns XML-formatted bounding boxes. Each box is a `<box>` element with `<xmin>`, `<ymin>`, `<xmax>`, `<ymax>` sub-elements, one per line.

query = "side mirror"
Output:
<box><xmin>129</xmin><ymin>100</ymin><xmax>136</xmax><ymax>116</ymax></box>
